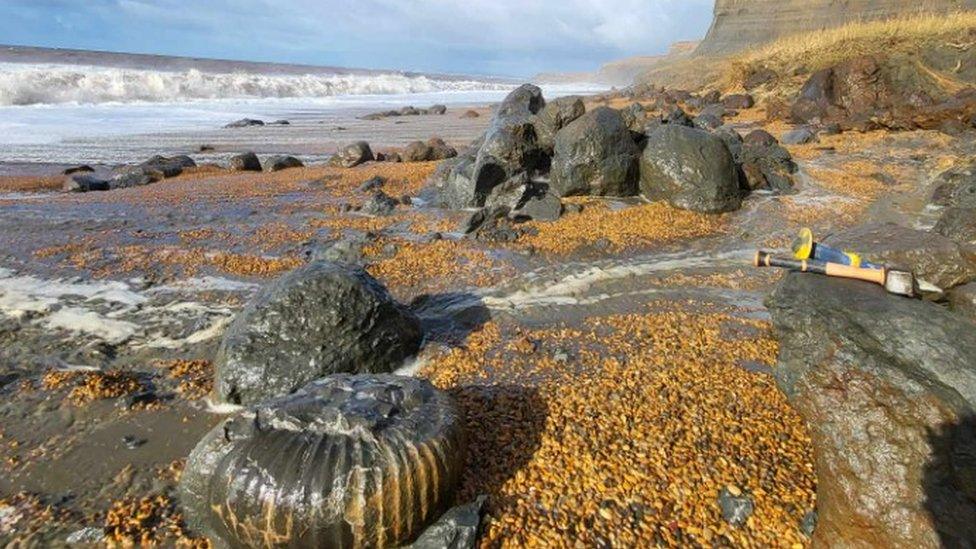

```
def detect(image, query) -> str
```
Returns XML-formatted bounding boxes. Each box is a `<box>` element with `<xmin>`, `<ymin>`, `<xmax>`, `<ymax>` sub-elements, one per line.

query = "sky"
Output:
<box><xmin>0</xmin><ymin>0</ymin><xmax>714</xmax><ymax>77</ymax></box>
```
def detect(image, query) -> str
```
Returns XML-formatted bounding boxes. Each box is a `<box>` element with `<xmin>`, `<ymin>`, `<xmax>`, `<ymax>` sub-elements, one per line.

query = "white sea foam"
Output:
<box><xmin>0</xmin><ymin>63</ymin><xmax>510</xmax><ymax>106</ymax></box>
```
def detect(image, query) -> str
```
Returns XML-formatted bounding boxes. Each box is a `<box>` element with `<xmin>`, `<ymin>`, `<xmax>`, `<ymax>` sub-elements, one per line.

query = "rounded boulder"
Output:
<box><xmin>549</xmin><ymin>106</ymin><xmax>639</xmax><ymax>197</ymax></box>
<box><xmin>639</xmin><ymin>124</ymin><xmax>742</xmax><ymax>213</ymax></box>
<box><xmin>214</xmin><ymin>261</ymin><xmax>423</xmax><ymax>405</ymax></box>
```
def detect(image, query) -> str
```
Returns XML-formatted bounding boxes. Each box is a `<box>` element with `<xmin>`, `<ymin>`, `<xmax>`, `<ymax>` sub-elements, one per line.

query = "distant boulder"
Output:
<box><xmin>402</xmin><ymin>138</ymin><xmax>458</xmax><ymax>162</ymax></box>
<box><xmin>229</xmin><ymin>152</ymin><xmax>262</xmax><ymax>172</ymax></box>
<box><xmin>224</xmin><ymin>118</ymin><xmax>264</xmax><ymax>128</ymax></box>
<box><xmin>722</xmin><ymin>94</ymin><xmax>755</xmax><ymax>110</ymax></box>
<box><xmin>264</xmin><ymin>155</ymin><xmax>304</xmax><ymax>172</ymax></box>
<box><xmin>63</xmin><ymin>174</ymin><xmax>109</xmax><ymax>193</ymax></box>
<box><xmin>329</xmin><ymin>141</ymin><xmax>374</xmax><ymax>168</ymax></box>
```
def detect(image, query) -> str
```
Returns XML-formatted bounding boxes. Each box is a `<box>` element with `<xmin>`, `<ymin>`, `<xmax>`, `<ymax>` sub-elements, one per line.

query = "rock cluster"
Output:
<box><xmin>181</xmin><ymin>374</ymin><xmax>466</xmax><ymax>548</ymax></box>
<box><xmin>361</xmin><ymin>104</ymin><xmax>449</xmax><ymax>120</ymax></box>
<box><xmin>63</xmin><ymin>154</ymin><xmax>197</xmax><ymax>192</ymax></box>
<box><xmin>432</xmin><ymin>84</ymin><xmax>789</xmax><ymax>218</ymax></box>
<box><xmin>790</xmin><ymin>55</ymin><xmax>976</xmax><ymax>132</ymax></box>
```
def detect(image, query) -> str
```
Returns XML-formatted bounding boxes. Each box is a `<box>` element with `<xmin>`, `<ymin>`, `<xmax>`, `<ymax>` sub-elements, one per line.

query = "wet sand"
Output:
<box><xmin>1</xmin><ymin>100</ymin><xmax>973</xmax><ymax>546</ymax></box>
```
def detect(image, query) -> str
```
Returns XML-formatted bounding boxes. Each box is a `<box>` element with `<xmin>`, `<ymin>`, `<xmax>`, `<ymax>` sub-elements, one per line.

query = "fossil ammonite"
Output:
<box><xmin>180</xmin><ymin>374</ymin><xmax>466</xmax><ymax>548</ymax></box>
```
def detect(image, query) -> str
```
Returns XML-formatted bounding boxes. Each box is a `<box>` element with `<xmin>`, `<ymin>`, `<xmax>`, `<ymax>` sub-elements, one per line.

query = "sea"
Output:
<box><xmin>0</xmin><ymin>46</ymin><xmax>605</xmax><ymax>173</ymax></box>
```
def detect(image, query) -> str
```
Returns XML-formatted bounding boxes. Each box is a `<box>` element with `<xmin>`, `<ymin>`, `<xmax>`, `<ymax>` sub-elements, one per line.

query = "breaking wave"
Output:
<box><xmin>0</xmin><ymin>63</ymin><xmax>509</xmax><ymax>106</ymax></box>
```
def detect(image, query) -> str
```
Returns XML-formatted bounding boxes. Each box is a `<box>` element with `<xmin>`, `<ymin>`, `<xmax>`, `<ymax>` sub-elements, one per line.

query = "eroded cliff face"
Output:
<box><xmin>697</xmin><ymin>0</ymin><xmax>976</xmax><ymax>54</ymax></box>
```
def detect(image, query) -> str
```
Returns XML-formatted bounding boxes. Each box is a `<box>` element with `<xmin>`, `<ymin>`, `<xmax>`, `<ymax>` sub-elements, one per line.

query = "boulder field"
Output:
<box><xmin>431</xmin><ymin>84</ymin><xmax>795</xmax><ymax>219</ymax></box>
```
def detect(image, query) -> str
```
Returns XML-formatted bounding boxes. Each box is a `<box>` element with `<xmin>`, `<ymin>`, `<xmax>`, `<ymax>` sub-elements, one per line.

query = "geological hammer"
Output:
<box><xmin>754</xmin><ymin>251</ymin><xmax>917</xmax><ymax>298</ymax></box>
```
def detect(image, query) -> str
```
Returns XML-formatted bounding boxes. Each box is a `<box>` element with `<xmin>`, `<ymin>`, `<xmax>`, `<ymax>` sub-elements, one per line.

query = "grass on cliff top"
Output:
<box><xmin>726</xmin><ymin>11</ymin><xmax>976</xmax><ymax>90</ymax></box>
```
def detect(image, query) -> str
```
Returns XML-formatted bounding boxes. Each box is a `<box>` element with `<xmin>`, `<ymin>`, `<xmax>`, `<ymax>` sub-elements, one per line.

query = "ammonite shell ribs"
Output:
<box><xmin>180</xmin><ymin>374</ymin><xmax>466</xmax><ymax>548</ymax></box>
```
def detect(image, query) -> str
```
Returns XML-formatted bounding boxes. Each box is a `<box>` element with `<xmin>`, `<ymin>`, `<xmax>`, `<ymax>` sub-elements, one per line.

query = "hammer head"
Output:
<box><xmin>884</xmin><ymin>269</ymin><xmax>917</xmax><ymax>298</ymax></box>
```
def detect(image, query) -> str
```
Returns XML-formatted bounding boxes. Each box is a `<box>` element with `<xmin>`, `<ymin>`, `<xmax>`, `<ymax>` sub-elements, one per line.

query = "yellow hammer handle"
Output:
<box><xmin>824</xmin><ymin>263</ymin><xmax>887</xmax><ymax>285</ymax></box>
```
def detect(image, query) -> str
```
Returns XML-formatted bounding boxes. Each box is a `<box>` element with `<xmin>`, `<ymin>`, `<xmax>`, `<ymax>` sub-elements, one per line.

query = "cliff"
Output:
<box><xmin>696</xmin><ymin>0</ymin><xmax>976</xmax><ymax>55</ymax></box>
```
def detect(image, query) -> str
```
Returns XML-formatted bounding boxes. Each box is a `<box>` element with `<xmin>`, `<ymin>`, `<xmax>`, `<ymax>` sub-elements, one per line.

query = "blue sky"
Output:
<box><xmin>0</xmin><ymin>0</ymin><xmax>714</xmax><ymax>76</ymax></box>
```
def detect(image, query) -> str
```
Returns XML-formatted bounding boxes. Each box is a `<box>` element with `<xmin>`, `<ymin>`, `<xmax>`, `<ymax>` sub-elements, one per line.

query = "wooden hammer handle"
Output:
<box><xmin>824</xmin><ymin>262</ymin><xmax>887</xmax><ymax>285</ymax></box>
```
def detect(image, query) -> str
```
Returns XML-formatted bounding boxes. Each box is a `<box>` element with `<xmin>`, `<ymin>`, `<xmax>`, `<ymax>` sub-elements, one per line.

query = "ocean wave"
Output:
<box><xmin>0</xmin><ymin>63</ymin><xmax>509</xmax><ymax>106</ymax></box>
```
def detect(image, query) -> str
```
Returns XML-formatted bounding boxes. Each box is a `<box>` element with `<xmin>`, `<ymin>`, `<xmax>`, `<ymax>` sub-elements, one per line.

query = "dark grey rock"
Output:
<box><xmin>182</xmin><ymin>374</ymin><xmax>465</xmax><ymax>547</ymax></box>
<box><xmin>224</xmin><ymin>118</ymin><xmax>264</xmax><ymax>128</ymax></box>
<box><xmin>536</xmin><ymin>95</ymin><xmax>586</xmax><ymax>152</ymax></box>
<box><xmin>484</xmin><ymin>172</ymin><xmax>532</xmax><ymax>211</ymax></box>
<box><xmin>768</xmin><ymin>272</ymin><xmax>976</xmax><ymax>547</ymax></box>
<box><xmin>718</xmin><ymin>487</ymin><xmax>754</xmax><ymax>527</ymax></box>
<box><xmin>693</xmin><ymin>113</ymin><xmax>723</xmax><ymax>131</ymax></box>
<box><xmin>663</xmin><ymin>106</ymin><xmax>694</xmax><ymax>127</ymax></box>
<box><xmin>63</xmin><ymin>165</ymin><xmax>94</xmax><ymax>175</ymax></box>
<box><xmin>140</xmin><ymin>155</ymin><xmax>191</xmax><ymax>177</ymax></box>
<box><xmin>264</xmin><ymin>155</ymin><xmax>304</xmax><ymax>172</ymax></box>
<box><xmin>739</xmin><ymin>131</ymin><xmax>797</xmax><ymax>193</ymax></box>
<box><xmin>781</xmin><ymin>127</ymin><xmax>819</xmax><ymax>145</ymax></box>
<box><xmin>639</xmin><ymin>125</ymin><xmax>742</xmax><ymax>213</ymax></box>
<box><xmin>229</xmin><ymin>152</ymin><xmax>262</xmax><ymax>172</ymax></box>
<box><xmin>824</xmin><ymin>222</ymin><xmax>976</xmax><ymax>289</ymax></box>
<box><xmin>619</xmin><ymin>103</ymin><xmax>648</xmax><ymax>135</ymax></box>
<box><xmin>433</xmin><ymin>149</ymin><xmax>480</xmax><ymax>209</ymax></box>
<box><xmin>550</xmin><ymin>107</ymin><xmax>640</xmax><ymax>197</ymax></box>
<box><xmin>930</xmin><ymin>160</ymin><xmax>976</xmax><ymax>210</ymax></box>
<box><xmin>512</xmin><ymin>191</ymin><xmax>563</xmax><ymax>222</ymax></box>
<box><xmin>308</xmin><ymin>233</ymin><xmax>373</xmax><ymax>265</ymax></box>
<box><xmin>359</xmin><ymin>175</ymin><xmax>386</xmax><ymax>193</ymax></box>
<box><xmin>936</xmin><ymin>207</ymin><xmax>976</xmax><ymax>244</ymax></box>
<box><xmin>949</xmin><ymin>282</ymin><xmax>976</xmax><ymax>321</ymax></box>
<box><xmin>330</xmin><ymin>141</ymin><xmax>374</xmax><ymax>168</ymax></box>
<box><xmin>109</xmin><ymin>168</ymin><xmax>161</xmax><ymax>190</ymax></box>
<box><xmin>408</xmin><ymin>495</ymin><xmax>487</xmax><ymax>549</ymax></box>
<box><xmin>63</xmin><ymin>174</ymin><xmax>110</xmax><ymax>193</ymax></box>
<box><xmin>429</xmin><ymin>104</ymin><xmax>447</xmax><ymax>115</ymax></box>
<box><xmin>214</xmin><ymin>262</ymin><xmax>423</xmax><ymax>405</ymax></box>
<box><xmin>270</xmin><ymin>119</ymin><xmax>290</xmax><ymax>125</ymax></box>
<box><xmin>361</xmin><ymin>190</ymin><xmax>399</xmax><ymax>216</ymax></box>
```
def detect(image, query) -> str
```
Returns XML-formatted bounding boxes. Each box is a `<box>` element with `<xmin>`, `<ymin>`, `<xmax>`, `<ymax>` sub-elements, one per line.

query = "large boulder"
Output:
<box><xmin>229</xmin><ymin>152</ymin><xmax>262</xmax><ymax>172</ymax></box>
<box><xmin>535</xmin><ymin>96</ymin><xmax>586</xmax><ymax>152</ymax></box>
<box><xmin>638</xmin><ymin>125</ymin><xmax>742</xmax><ymax>213</ymax></box>
<box><xmin>264</xmin><ymin>155</ymin><xmax>304</xmax><ymax>172</ymax></box>
<box><xmin>330</xmin><ymin>141</ymin><xmax>374</xmax><ymax>168</ymax></box>
<box><xmin>549</xmin><ymin>107</ymin><xmax>640</xmax><ymax>197</ymax></box>
<box><xmin>824</xmin><ymin>222</ymin><xmax>976</xmax><ymax>289</ymax></box>
<box><xmin>402</xmin><ymin>138</ymin><xmax>458</xmax><ymax>162</ymax></box>
<box><xmin>768</xmin><ymin>273</ymin><xmax>976</xmax><ymax>547</ymax></box>
<box><xmin>739</xmin><ymin>130</ymin><xmax>797</xmax><ymax>193</ymax></box>
<box><xmin>181</xmin><ymin>374</ymin><xmax>465</xmax><ymax>548</ymax></box>
<box><xmin>434</xmin><ymin>85</ymin><xmax>548</xmax><ymax>209</ymax></box>
<box><xmin>936</xmin><ymin>208</ymin><xmax>976</xmax><ymax>244</ymax></box>
<box><xmin>214</xmin><ymin>262</ymin><xmax>423</xmax><ymax>405</ymax></box>
<box><xmin>63</xmin><ymin>174</ymin><xmax>109</xmax><ymax>193</ymax></box>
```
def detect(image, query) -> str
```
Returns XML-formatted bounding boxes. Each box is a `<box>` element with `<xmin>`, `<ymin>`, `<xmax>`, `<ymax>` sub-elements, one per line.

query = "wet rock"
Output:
<box><xmin>408</xmin><ymin>495</ymin><xmax>487</xmax><ymax>549</ymax></box>
<box><xmin>717</xmin><ymin>487</ymin><xmax>754</xmax><ymax>527</ymax></box>
<box><xmin>308</xmin><ymin>233</ymin><xmax>373</xmax><ymax>265</ymax></box>
<box><xmin>484</xmin><ymin>172</ymin><xmax>533</xmax><ymax>211</ymax></box>
<box><xmin>512</xmin><ymin>191</ymin><xmax>563</xmax><ymax>222</ymax></box>
<box><xmin>181</xmin><ymin>374</ymin><xmax>465</xmax><ymax>548</ymax></box>
<box><xmin>461</xmin><ymin>205</ymin><xmax>509</xmax><ymax>234</ymax></box>
<box><xmin>948</xmin><ymin>282</ymin><xmax>976</xmax><ymax>321</ymax></box>
<box><xmin>550</xmin><ymin>106</ymin><xmax>640</xmax><ymax>197</ymax></box>
<box><xmin>224</xmin><ymin>118</ymin><xmax>264</xmax><ymax>128</ymax></box>
<box><xmin>768</xmin><ymin>272</ymin><xmax>976</xmax><ymax>547</ymax></box>
<box><xmin>824</xmin><ymin>222</ymin><xmax>976</xmax><ymax>289</ymax></box>
<box><xmin>108</xmin><ymin>168</ymin><xmax>161</xmax><ymax>190</ymax></box>
<box><xmin>780</xmin><ymin>127</ymin><xmax>818</xmax><ymax>145</ymax></box>
<box><xmin>228</xmin><ymin>152</ymin><xmax>262</xmax><ymax>172</ymax></box>
<box><xmin>361</xmin><ymin>190</ymin><xmax>399</xmax><ymax>216</ymax></box>
<box><xmin>935</xmin><ymin>207</ymin><xmax>976</xmax><ymax>244</ymax></box>
<box><xmin>402</xmin><ymin>138</ymin><xmax>458</xmax><ymax>162</ymax></box>
<box><xmin>330</xmin><ymin>141</ymin><xmax>374</xmax><ymax>168</ymax></box>
<box><xmin>63</xmin><ymin>174</ymin><xmax>110</xmax><ymax>193</ymax></box>
<box><xmin>739</xmin><ymin>130</ymin><xmax>797</xmax><ymax>193</ymax></box>
<box><xmin>435</xmin><ymin>84</ymin><xmax>547</xmax><ymax>208</ymax></box>
<box><xmin>264</xmin><ymin>155</ymin><xmax>304</xmax><ymax>172</ymax></box>
<box><xmin>358</xmin><ymin>175</ymin><xmax>386</xmax><ymax>193</ymax></box>
<box><xmin>62</xmin><ymin>165</ymin><xmax>94</xmax><ymax>175</ymax></box>
<box><xmin>930</xmin><ymin>160</ymin><xmax>976</xmax><ymax>210</ymax></box>
<box><xmin>663</xmin><ymin>106</ymin><xmax>694</xmax><ymax>127</ymax></box>
<box><xmin>214</xmin><ymin>262</ymin><xmax>423</xmax><ymax>405</ymax></box>
<box><xmin>639</xmin><ymin>125</ymin><xmax>742</xmax><ymax>213</ymax></box>
<box><xmin>722</xmin><ymin>94</ymin><xmax>755</xmax><ymax>110</ymax></box>
<box><xmin>140</xmin><ymin>155</ymin><xmax>192</xmax><ymax>178</ymax></box>
<box><xmin>693</xmin><ymin>113</ymin><xmax>723</xmax><ymax>131</ymax></box>
<box><xmin>536</xmin><ymin>95</ymin><xmax>586</xmax><ymax>152</ymax></box>
<box><xmin>618</xmin><ymin>103</ymin><xmax>648</xmax><ymax>135</ymax></box>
